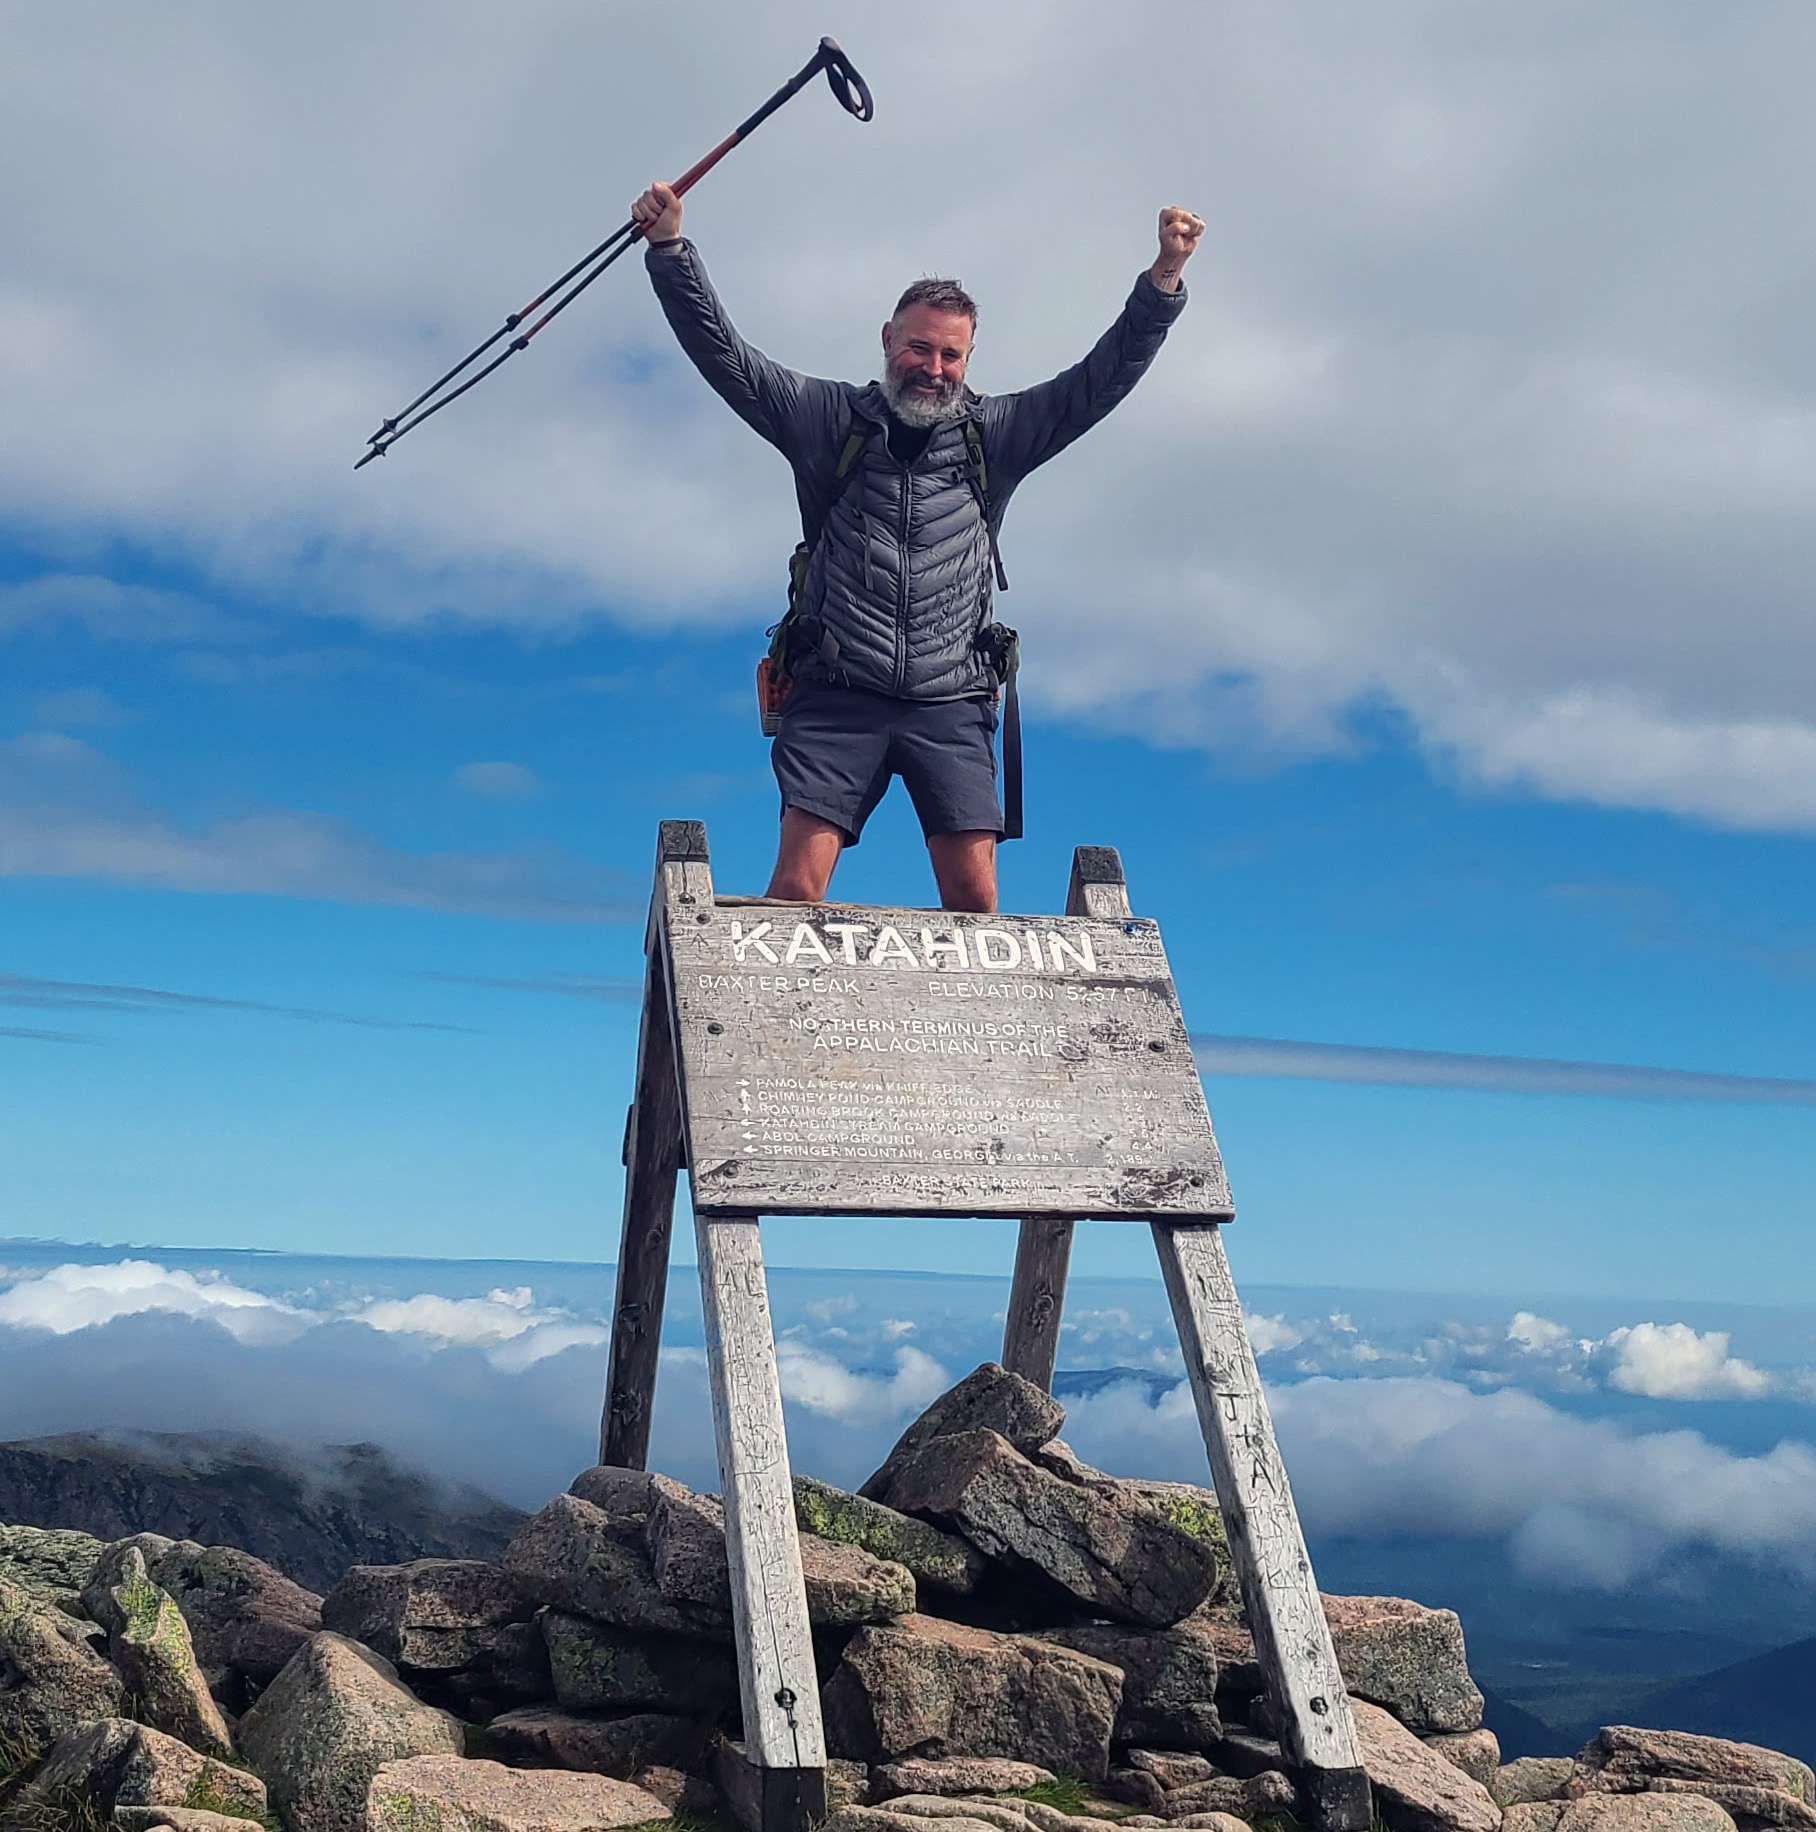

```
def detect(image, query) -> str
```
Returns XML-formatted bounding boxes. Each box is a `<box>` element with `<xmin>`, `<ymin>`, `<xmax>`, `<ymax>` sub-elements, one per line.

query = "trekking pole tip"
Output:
<box><xmin>353</xmin><ymin>444</ymin><xmax>385</xmax><ymax>471</ymax></box>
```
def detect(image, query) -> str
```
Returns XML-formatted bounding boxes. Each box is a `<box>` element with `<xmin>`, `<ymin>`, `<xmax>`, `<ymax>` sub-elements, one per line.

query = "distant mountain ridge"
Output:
<box><xmin>1617</xmin><ymin>1637</ymin><xmax>1816</xmax><ymax>1766</ymax></box>
<box><xmin>0</xmin><ymin>1430</ymin><xmax>525</xmax><ymax>1592</ymax></box>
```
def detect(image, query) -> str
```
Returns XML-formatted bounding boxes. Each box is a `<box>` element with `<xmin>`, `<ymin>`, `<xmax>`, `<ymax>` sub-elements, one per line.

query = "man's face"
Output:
<box><xmin>880</xmin><ymin>303</ymin><xmax>974</xmax><ymax>424</ymax></box>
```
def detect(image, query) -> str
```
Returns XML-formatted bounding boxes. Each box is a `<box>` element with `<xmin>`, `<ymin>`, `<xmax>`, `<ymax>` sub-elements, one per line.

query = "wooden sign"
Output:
<box><xmin>666</xmin><ymin>896</ymin><xmax>1232</xmax><ymax>1220</ymax></box>
<box><xmin>601</xmin><ymin>826</ymin><xmax>1370</xmax><ymax>1832</ymax></box>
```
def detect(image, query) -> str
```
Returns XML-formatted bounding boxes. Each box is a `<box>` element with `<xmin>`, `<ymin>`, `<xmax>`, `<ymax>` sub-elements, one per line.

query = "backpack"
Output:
<box><xmin>756</xmin><ymin>414</ymin><xmax>1024</xmax><ymax>839</ymax></box>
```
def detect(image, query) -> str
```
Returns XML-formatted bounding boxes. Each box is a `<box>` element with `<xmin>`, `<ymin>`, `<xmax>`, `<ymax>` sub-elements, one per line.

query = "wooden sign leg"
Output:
<box><xmin>599</xmin><ymin>943</ymin><xmax>684</xmax><ymax>1468</ymax></box>
<box><xmin>600</xmin><ymin>821</ymin><xmax>710</xmax><ymax>1468</ymax></box>
<box><xmin>1001</xmin><ymin>1217</ymin><xmax>1073</xmax><ymax>1389</ymax></box>
<box><xmin>1152</xmin><ymin>1219</ymin><xmax>1371</xmax><ymax>1832</ymax></box>
<box><xmin>695</xmin><ymin>1208</ymin><xmax>826</xmax><ymax>1832</ymax></box>
<box><xmin>1000</xmin><ymin>846</ymin><xmax>1132</xmax><ymax>1389</ymax></box>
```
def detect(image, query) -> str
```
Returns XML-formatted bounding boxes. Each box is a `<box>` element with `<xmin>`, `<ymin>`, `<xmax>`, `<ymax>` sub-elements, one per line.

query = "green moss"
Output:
<box><xmin>179</xmin><ymin>1759</ymin><xmax>273</xmax><ymax>1830</ymax></box>
<box><xmin>1146</xmin><ymin>1488</ymin><xmax>1229</xmax><ymax>1552</ymax></box>
<box><xmin>371</xmin><ymin>1790</ymin><xmax>446</xmax><ymax>1832</ymax></box>
<box><xmin>1012</xmin><ymin>1776</ymin><xmax>1099</xmax><ymax>1815</ymax></box>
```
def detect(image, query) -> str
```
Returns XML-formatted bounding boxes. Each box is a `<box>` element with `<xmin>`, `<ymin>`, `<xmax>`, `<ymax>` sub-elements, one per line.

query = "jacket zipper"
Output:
<box><xmin>892</xmin><ymin>444</ymin><xmax>913</xmax><ymax>695</ymax></box>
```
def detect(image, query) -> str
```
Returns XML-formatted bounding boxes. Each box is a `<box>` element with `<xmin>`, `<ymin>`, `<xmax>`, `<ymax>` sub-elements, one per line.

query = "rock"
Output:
<box><xmin>82</xmin><ymin>1545</ymin><xmax>233</xmax><ymax>1758</ymax></box>
<box><xmin>628</xmin><ymin>1764</ymin><xmax>725</xmax><ymax>1819</ymax></box>
<box><xmin>859</xmin><ymin>1364</ymin><xmax>1067</xmax><ymax>1501</ymax></box>
<box><xmin>0</xmin><ymin>1522</ymin><xmax>106</xmax><ymax>1611</ymax></box>
<box><xmin>566</xmin><ymin>1467</ymin><xmax>659</xmax><ymax>1526</ymax></box>
<box><xmin>1204</xmin><ymin>1593</ymin><xmax>1484</xmax><ymax>1733</ymax></box>
<box><xmin>821</xmin><ymin>1612</ymin><xmax>1122</xmax><ymax>1781</ymax></box>
<box><xmin>1040</xmin><ymin>1620</ymin><xmax>1222</xmax><ymax>1749</ymax></box>
<box><xmin>1556</xmin><ymin>1800</ymin><xmax>1739</xmax><ymax>1832</ymax></box>
<box><xmin>485</xmin><ymin>1705</ymin><xmax>703</xmax><ymax>1776</ymax></box>
<box><xmin>1428</xmin><ymin>1732</ymin><xmax>1503</xmax><ymax>1790</ymax></box>
<box><xmin>142</xmin><ymin>1539</ymin><xmax>325</xmax><ymax>1690</ymax></box>
<box><xmin>0</xmin><ymin>1572</ymin><xmax>125</xmax><ymax>1754</ymax></box>
<box><xmin>1352</xmin><ymin>1697</ymin><xmax>1502</xmax><ymax>1832</ymax></box>
<box><xmin>1017</xmin><ymin>1457</ymin><xmax>1234</xmax><ymax>1613</ymax></box>
<box><xmin>644</xmin><ymin>1478</ymin><xmax>915</xmax><ymax>1627</ymax></box>
<box><xmin>822</xmin><ymin>1810</ymin><xmax>1006</xmax><ymax>1832</ymax></box>
<box><xmin>114</xmin><ymin>1809</ymin><xmax>270</xmax><ymax>1832</ymax></box>
<box><xmin>1572</xmin><ymin>1729</ymin><xmax>1815</xmax><ymax>1821</ymax></box>
<box><xmin>540</xmin><ymin>1612</ymin><xmax>736</xmax><ymax>1714</ymax></box>
<box><xmin>366</xmin><ymin>1753</ymin><xmax>669</xmax><ymax>1832</ymax></box>
<box><xmin>1205</xmin><ymin>1730</ymin><xmax>1285</xmax><ymax>1778</ymax></box>
<box><xmin>501</xmin><ymin>1495</ymin><xmax>732</xmax><ymax>1641</ymax></box>
<box><xmin>1127</xmin><ymin>1751</ymin><xmax>1215</xmax><ymax>1788</ymax></box>
<box><xmin>237</xmin><ymin>1631</ymin><xmax>463</xmax><ymax>1832</ymax></box>
<box><xmin>644</xmin><ymin>1478</ymin><xmax>728</xmax><ymax>1608</ymax></box>
<box><xmin>1162</xmin><ymin>1816</ymin><xmax>1251</xmax><ymax>1832</ymax></box>
<box><xmin>803</xmin><ymin>1536</ymin><xmax>917</xmax><ymax>1626</ymax></box>
<box><xmin>1495</xmin><ymin>1763</ymin><xmax>1577</xmax><ymax>1807</ymax></box>
<box><xmin>872</xmin><ymin>1757</ymin><xmax>1057</xmax><ymax>1799</ymax></box>
<box><xmin>1322</xmin><ymin>1596</ymin><xmax>1486</xmax><ymax>1733</ymax></box>
<box><xmin>879</xmin><ymin>1430</ymin><xmax>1218</xmax><ymax>1629</ymax></box>
<box><xmin>25</xmin><ymin>1718</ymin><xmax>265</xmax><ymax>1818</ymax></box>
<box><xmin>1109</xmin><ymin>1769</ymin><xmax>1296</xmax><ymax>1821</ymax></box>
<box><xmin>852</xmin><ymin>1797</ymin><xmax>1032</xmax><ymax>1830</ymax></box>
<box><xmin>1504</xmin><ymin>1810</ymin><xmax>1567</xmax><ymax>1832</ymax></box>
<box><xmin>794</xmin><ymin>1477</ymin><xmax>986</xmax><ymax>1596</ymax></box>
<box><xmin>322</xmin><ymin>1559</ymin><xmax>531</xmax><ymax>1668</ymax></box>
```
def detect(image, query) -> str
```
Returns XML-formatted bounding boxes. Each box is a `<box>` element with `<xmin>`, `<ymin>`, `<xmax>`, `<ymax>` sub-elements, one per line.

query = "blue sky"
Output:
<box><xmin>6</xmin><ymin>3</ymin><xmax>1816</xmax><ymax>1306</ymax></box>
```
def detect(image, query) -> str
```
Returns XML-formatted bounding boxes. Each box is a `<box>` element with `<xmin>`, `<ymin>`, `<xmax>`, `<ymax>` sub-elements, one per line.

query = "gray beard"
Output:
<box><xmin>881</xmin><ymin>368</ymin><xmax>968</xmax><ymax>427</ymax></box>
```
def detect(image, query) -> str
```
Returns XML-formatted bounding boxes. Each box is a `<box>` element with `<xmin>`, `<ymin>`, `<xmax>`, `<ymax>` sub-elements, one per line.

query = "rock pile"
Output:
<box><xmin>0</xmin><ymin>1362</ymin><xmax>1810</xmax><ymax>1832</ymax></box>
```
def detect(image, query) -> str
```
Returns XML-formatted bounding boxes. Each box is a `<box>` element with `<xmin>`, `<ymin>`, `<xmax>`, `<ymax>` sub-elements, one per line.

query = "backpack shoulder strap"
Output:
<box><xmin>961</xmin><ymin>416</ymin><xmax>1009</xmax><ymax>594</ymax></box>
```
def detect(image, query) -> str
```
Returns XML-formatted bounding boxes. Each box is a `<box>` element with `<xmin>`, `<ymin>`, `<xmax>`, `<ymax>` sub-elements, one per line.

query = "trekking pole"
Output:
<box><xmin>354</xmin><ymin>37</ymin><xmax>874</xmax><ymax>470</ymax></box>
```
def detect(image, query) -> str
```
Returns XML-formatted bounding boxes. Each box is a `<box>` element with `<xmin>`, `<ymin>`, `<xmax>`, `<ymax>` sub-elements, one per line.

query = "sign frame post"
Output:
<box><xmin>601</xmin><ymin>821</ymin><xmax>1370</xmax><ymax>1832</ymax></box>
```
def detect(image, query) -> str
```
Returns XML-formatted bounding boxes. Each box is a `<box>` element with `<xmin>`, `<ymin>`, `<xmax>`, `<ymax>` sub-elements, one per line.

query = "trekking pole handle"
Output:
<box><xmin>819</xmin><ymin>37</ymin><xmax>875</xmax><ymax>121</ymax></box>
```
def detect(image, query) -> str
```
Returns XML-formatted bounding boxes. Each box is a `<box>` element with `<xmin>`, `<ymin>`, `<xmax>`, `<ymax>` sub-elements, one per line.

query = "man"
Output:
<box><xmin>633</xmin><ymin>179</ymin><xmax>1202</xmax><ymax>912</ymax></box>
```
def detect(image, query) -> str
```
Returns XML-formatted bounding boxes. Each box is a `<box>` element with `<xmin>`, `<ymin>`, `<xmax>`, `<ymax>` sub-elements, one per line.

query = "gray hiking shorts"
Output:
<box><xmin>771</xmin><ymin>680</ymin><xmax>1002</xmax><ymax>847</ymax></box>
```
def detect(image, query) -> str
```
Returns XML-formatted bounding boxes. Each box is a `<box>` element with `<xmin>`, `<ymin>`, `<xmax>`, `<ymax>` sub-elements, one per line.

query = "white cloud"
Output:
<box><xmin>1601</xmin><ymin>1322</ymin><xmax>1773</xmax><ymax>1401</ymax></box>
<box><xmin>1246</xmin><ymin>1311</ymin><xmax>1305</xmax><ymax>1356</ymax></box>
<box><xmin>1508</xmin><ymin>1310</ymin><xmax>1576</xmax><ymax>1354</ymax></box>
<box><xmin>8</xmin><ymin>6</ymin><xmax>1816</xmax><ymax>830</ymax></box>
<box><xmin>0</xmin><ymin>734</ymin><xmax>630</xmax><ymax>921</ymax></box>
<box><xmin>453</xmin><ymin>761</ymin><xmax>540</xmax><ymax>802</ymax></box>
<box><xmin>0</xmin><ymin>1261</ymin><xmax>311</xmax><ymax>1346</ymax></box>
<box><xmin>775</xmin><ymin>1342</ymin><xmax>949</xmax><ymax>1428</ymax></box>
<box><xmin>1060</xmin><ymin>1372</ymin><xmax>1816</xmax><ymax>1589</ymax></box>
<box><xmin>355</xmin><ymin>1286</ymin><xmax>609</xmax><ymax>1371</ymax></box>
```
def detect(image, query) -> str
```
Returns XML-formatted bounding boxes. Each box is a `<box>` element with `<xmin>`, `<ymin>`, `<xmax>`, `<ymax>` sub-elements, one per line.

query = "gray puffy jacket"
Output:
<box><xmin>647</xmin><ymin>240</ymin><xmax>1186</xmax><ymax>701</ymax></box>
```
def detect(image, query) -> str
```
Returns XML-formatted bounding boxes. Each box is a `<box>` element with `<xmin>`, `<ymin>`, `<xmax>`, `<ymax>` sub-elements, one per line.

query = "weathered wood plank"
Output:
<box><xmin>694</xmin><ymin>1210</ymin><xmax>826</xmax><ymax>1780</ymax></box>
<box><xmin>1067</xmin><ymin>844</ymin><xmax>1134</xmax><ymax>922</ymax></box>
<box><xmin>669</xmin><ymin>899</ymin><xmax>1230</xmax><ymax>1221</ymax></box>
<box><xmin>600</xmin><ymin>826</ymin><xmax>713</xmax><ymax>1468</ymax></box>
<box><xmin>1000</xmin><ymin>1216</ymin><xmax>1073</xmax><ymax>1389</ymax></box>
<box><xmin>1152</xmin><ymin>1219</ymin><xmax>1370</xmax><ymax>1832</ymax></box>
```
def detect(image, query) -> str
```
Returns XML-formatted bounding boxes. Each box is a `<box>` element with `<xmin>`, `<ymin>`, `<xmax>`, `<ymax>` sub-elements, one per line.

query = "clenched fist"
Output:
<box><xmin>631</xmin><ymin>181</ymin><xmax>683</xmax><ymax>243</ymax></box>
<box><xmin>1149</xmin><ymin>206</ymin><xmax>1204</xmax><ymax>293</ymax></box>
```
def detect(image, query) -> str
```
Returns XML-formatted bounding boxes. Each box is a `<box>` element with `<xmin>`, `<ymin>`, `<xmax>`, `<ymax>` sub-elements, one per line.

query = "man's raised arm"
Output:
<box><xmin>634</xmin><ymin>181</ymin><xmax>833</xmax><ymax>459</ymax></box>
<box><xmin>981</xmin><ymin>206</ymin><xmax>1205</xmax><ymax>493</ymax></box>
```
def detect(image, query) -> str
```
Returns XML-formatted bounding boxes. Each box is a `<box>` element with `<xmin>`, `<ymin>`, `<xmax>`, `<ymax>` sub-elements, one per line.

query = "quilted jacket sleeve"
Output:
<box><xmin>980</xmin><ymin>272</ymin><xmax>1187</xmax><ymax>499</ymax></box>
<box><xmin>644</xmin><ymin>239</ymin><xmax>842</xmax><ymax>466</ymax></box>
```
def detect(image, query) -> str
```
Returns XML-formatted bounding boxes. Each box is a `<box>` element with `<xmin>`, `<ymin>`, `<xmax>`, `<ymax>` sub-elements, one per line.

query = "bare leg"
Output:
<box><xmin>767</xmin><ymin>809</ymin><xmax>844</xmax><ymax>900</ymax></box>
<box><xmin>928</xmin><ymin>830</ymin><xmax>997</xmax><ymax>912</ymax></box>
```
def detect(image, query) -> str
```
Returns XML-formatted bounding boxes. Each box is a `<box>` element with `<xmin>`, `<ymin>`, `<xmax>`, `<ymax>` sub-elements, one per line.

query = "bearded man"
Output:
<box><xmin>633</xmin><ymin>180</ymin><xmax>1202</xmax><ymax>912</ymax></box>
